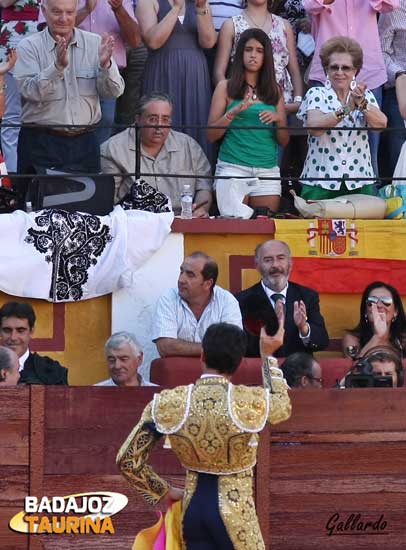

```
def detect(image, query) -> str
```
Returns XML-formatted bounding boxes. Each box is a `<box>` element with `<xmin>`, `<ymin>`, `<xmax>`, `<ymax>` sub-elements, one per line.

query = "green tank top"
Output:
<box><xmin>219</xmin><ymin>100</ymin><xmax>278</xmax><ymax>168</ymax></box>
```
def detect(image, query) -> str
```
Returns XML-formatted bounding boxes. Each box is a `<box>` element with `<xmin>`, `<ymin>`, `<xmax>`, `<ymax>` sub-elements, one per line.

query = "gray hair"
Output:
<box><xmin>105</xmin><ymin>332</ymin><xmax>143</xmax><ymax>358</ymax></box>
<box><xmin>0</xmin><ymin>346</ymin><xmax>16</xmax><ymax>373</ymax></box>
<box><xmin>137</xmin><ymin>92</ymin><xmax>174</xmax><ymax>116</ymax></box>
<box><xmin>254</xmin><ymin>240</ymin><xmax>291</xmax><ymax>260</ymax></box>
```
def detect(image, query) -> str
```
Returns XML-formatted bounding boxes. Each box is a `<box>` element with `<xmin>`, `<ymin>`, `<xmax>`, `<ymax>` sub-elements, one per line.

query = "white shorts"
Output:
<box><xmin>214</xmin><ymin>160</ymin><xmax>281</xmax><ymax>218</ymax></box>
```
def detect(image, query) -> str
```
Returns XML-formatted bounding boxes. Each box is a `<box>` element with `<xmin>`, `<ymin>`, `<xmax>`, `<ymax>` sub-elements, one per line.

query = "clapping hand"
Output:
<box><xmin>0</xmin><ymin>49</ymin><xmax>17</xmax><ymax>75</ymax></box>
<box><xmin>293</xmin><ymin>300</ymin><xmax>309</xmax><ymax>336</ymax></box>
<box><xmin>226</xmin><ymin>91</ymin><xmax>255</xmax><ymax>120</ymax></box>
<box><xmin>108</xmin><ymin>0</ymin><xmax>123</xmax><ymax>11</ymax></box>
<box><xmin>350</xmin><ymin>81</ymin><xmax>367</xmax><ymax>108</ymax></box>
<box><xmin>86</xmin><ymin>0</ymin><xmax>97</xmax><ymax>12</ymax></box>
<box><xmin>259</xmin><ymin>110</ymin><xmax>281</xmax><ymax>125</ymax></box>
<box><xmin>99</xmin><ymin>33</ymin><xmax>114</xmax><ymax>69</ymax></box>
<box><xmin>55</xmin><ymin>36</ymin><xmax>69</xmax><ymax>70</ymax></box>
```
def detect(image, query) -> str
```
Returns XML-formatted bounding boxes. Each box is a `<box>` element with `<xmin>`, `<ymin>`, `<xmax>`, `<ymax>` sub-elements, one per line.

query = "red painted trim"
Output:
<box><xmin>30</xmin><ymin>303</ymin><xmax>65</xmax><ymax>352</ymax></box>
<box><xmin>171</xmin><ymin>217</ymin><xmax>276</xmax><ymax>234</ymax></box>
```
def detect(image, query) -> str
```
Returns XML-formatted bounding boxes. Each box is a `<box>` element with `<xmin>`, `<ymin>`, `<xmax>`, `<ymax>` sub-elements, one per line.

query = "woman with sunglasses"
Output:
<box><xmin>297</xmin><ymin>36</ymin><xmax>387</xmax><ymax>200</ymax></box>
<box><xmin>343</xmin><ymin>281</ymin><xmax>406</xmax><ymax>359</ymax></box>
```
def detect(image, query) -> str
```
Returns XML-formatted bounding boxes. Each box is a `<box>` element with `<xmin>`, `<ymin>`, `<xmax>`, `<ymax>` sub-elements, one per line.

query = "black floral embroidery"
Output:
<box><xmin>119</xmin><ymin>179</ymin><xmax>171</xmax><ymax>213</ymax></box>
<box><xmin>25</xmin><ymin>209</ymin><xmax>112</xmax><ymax>301</ymax></box>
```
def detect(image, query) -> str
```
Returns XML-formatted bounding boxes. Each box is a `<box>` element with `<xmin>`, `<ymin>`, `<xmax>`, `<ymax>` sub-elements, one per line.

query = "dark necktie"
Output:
<box><xmin>271</xmin><ymin>293</ymin><xmax>285</xmax><ymax>312</ymax></box>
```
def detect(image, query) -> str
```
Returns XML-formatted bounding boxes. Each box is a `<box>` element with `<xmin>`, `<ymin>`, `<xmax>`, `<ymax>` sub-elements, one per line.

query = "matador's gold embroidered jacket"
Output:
<box><xmin>117</xmin><ymin>362</ymin><xmax>291</xmax><ymax>549</ymax></box>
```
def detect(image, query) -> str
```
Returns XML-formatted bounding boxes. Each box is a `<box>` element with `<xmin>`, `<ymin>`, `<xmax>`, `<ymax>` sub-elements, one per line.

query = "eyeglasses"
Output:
<box><xmin>306</xmin><ymin>374</ymin><xmax>323</xmax><ymax>385</ymax></box>
<box><xmin>328</xmin><ymin>64</ymin><xmax>355</xmax><ymax>73</ymax></box>
<box><xmin>366</xmin><ymin>295</ymin><xmax>394</xmax><ymax>307</ymax></box>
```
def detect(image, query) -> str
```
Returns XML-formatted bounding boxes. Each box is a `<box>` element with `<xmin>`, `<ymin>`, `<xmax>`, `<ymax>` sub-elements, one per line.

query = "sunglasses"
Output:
<box><xmin>366</xmin><ymin>295</ymin><xmax>394</xmax><ymax>307</ymax></box>
<box><xmin>328</xmin><ymin>64</ymin><xmax>355</xmax><ymax>73</ymax></box>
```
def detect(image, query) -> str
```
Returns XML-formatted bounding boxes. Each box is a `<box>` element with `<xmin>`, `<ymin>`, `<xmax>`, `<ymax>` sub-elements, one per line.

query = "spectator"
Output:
<box><xmin>341</xmin><ymin>345</ymin><xmax>404</xmax><ymax>388</ymax></box>
<box><xmin>13</xmin><ymin>0</ymin><xmax>124</xmax><ymax>206</ymax></box>
<box><xmin>396</xmin><ymin>68</ymin><xmax>406</xmax><ymax>118</ymax></box>
<box><xmin>297</xmin><ymin>37</ymin><xmax>386</xmax><ymax>200</ymax></box>
<box><xmin>38</xmin><ymin>0</ymin><xmax>141</xmax><ymax>144</ymax></box>
<box><xmin>303</xmin><ymin>0</ymin><xmax>399</xmax><ymax>177</ymax></box>
<box><xmin>367</xmin><ymin>347</ymin><xmax>404</xmax><ymax>387</ymax></box>
<box><xmin>0</xmin><ymin>346</ymin><xmax>20</xmax><ymax>386</ymax></box>
<box><xmin>236</xmin><ymin>239</ymin><xmax>329</xmax><ymax>357</ymax></box>
<box><xmin>136</xmin><ymin>0</ymin><xmax>217</xmax><ymax>162</ymax></box>
<box><xmin>100</xmin><ymin>92</ymin><xmax>212</xmax><ymax>216</ymax></box>
<box><xmin>208</xmin><ymin>29</ymin><xmax>289</xmax><ymax>218</ymax></box>
<box><xmin>95</xmin><ymin>331</ymin><xmax>156</xmax><ymax>386</ymax></box>
<box><xmin>214</xmin><ymin>0</ymin><xmax>303</xmax><ymax>112</ymax></box>
<box><xmin>379</xmin><ymin>0</ymin><xmax>406</xmax><ymax>178</ymax></box>
<box><xmin>0</xmin><ymin>0</ymin><xmax>40</xmax><ymax>173</ymax></box>
<box><xmin>343</xmin><ymin>281</ymin><xmax>406</xmax><ymax>359</ymax></box>
<box><xmin>152</xmin><ymin>251</ymin><xmax>242</xmax><ymax>358</ymax></box>
<box><xmin>0</xmin><ymin>301</ymin><xmax>68</xmax><ymax>385</ymax></box>
<box><xmin>0</xmin><ymin>49</ymin><xmax>17</xmax><ymax>119</ymax></box>
<box><xmin>281</xmin><ymin>351</ymin><xmax>322</xmax><ymax>388</ymax></box>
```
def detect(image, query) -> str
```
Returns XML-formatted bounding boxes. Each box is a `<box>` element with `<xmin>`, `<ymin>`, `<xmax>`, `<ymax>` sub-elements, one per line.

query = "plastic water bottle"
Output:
<box><xmin>180</xmin><ymin>183</ymin><xmax>193</xmax><ymax>219</ymax></box>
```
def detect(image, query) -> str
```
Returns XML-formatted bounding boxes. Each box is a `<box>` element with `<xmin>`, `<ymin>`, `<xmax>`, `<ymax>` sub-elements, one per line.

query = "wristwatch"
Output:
<box><xmin>196</xmin><ymin>7</ymin><xmax>209</xmax><ymax>14</ymax></box>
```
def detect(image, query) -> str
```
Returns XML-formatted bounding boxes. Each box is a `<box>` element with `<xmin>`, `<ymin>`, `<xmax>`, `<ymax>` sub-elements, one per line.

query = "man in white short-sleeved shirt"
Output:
<box><xmin>152</xmin><ymin>252</ymin><xmax>242</xmax><ymax>357</ymax></box>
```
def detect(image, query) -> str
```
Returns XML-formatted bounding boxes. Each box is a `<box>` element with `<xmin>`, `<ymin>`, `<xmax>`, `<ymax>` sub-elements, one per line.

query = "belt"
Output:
<box><xmin>47</xmin><ymin>127</ymin><xmax>95</xmax><ymax>138</ymax></box>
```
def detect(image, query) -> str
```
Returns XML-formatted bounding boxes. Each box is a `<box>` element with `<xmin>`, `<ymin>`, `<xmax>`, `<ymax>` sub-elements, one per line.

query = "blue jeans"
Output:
<box><xmin>96</xmin><ymin>97</ymin><xmax>117</xmax><ymax>146</ymax></box>
<box><xmin>0</xmin><ymin>72</ymin><xmax>21</xmax><ymax>172</ymax></box>
<box><xmin>380</xmin><ymin>86</ymin><xmax>406</xmax><ymax>179</ymax></box>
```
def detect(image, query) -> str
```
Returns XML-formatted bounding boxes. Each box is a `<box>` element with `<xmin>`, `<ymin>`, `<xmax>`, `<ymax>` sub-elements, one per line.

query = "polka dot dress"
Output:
<box><xmin>297</xmin><ymin>87</ymin><xmax>378</xmax><ymax>191</ymax></box>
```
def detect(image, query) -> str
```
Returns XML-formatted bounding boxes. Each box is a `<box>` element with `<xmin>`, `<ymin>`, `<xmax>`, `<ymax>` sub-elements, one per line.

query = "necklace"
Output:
<box><xmin>247</xmin><ymin>83</ymin><xmax>258</xmax><ymax>100</ymax></box>
<box><xmin>245</xmin><ymin>11</ymin><xmax>269</xmax><ymax>30</ymax></box>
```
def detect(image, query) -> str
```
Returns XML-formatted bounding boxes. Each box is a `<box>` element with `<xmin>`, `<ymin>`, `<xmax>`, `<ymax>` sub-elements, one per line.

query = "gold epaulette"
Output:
<box><xmin>229</xmin><ymin>385</ymin><xmax>269</xmax><ymax>432</ymax></box>
<box><xmin>152</xmin><ymin>385</ymin><xmax>193</xmax><ymax>434</ymax></box>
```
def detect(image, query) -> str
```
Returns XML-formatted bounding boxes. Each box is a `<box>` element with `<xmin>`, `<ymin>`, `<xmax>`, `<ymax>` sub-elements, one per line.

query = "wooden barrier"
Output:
<box><xmin>150</xmin><ymin>356</ymin><xmax>353</xmax><ymax>388</ymax></box>
<box><xmin>2</xmin><ymin>386</ymin><xmax>406</xmax><ymax>549</ymax></box>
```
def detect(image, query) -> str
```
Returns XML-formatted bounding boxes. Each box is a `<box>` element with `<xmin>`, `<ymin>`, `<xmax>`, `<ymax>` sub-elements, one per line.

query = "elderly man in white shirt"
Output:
<box><xmin>95</xmin><ymin>331</ymin><xmax>157</xmax><ymax>387</ymax></box>
<box><xmin>152</xmin><ymin>251</ymin><xmax>242</xmax><ymax>358</ymax></box>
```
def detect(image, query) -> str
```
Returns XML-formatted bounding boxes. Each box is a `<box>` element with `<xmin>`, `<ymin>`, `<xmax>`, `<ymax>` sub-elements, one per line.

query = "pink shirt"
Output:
<box><xmin>38</xmin><ymin>0</ymin><xmax>136</xmax><ymax>68</ymax></box>
<box><xmin>304</xmin><ymin>0</ymin><xmax>399</xmax><ymax>89</ymax></box>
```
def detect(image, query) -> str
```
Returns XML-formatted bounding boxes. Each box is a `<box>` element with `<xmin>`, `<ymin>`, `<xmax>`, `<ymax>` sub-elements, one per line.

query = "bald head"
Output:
<box><xmin>0</xmin><ymin>346</ymin><xmax>20</xmax><ymax>386</ymax></box>
<box><xmin>255</xmin><ymin>240</ymin><xmax>292</xmax><ymax>292</ymax></box>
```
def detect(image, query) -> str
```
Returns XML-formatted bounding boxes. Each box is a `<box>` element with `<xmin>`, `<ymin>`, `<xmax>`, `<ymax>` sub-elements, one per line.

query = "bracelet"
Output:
<box><xmin>196</xmin><ymin>8</ymin><xmax>209</xmax><ymax>15</ymax></box>
<box><xmin>334</xmin><ymin>108</ymin><xmax>345</xmax><ymax>122</ymax></box>
<box><xmin>293</xmin><ymin>95</ymin><xmax>303</xmax><ymax>103</ymax></box>
<box><xmin>225</xmin><ymin>111</ymin><xmax>234</xmax><ymax>121</ymax></box>
<box><xmin>358</xmin><ymin>97</ymin><xmax>369</xmax><ymax>112</ymax></box>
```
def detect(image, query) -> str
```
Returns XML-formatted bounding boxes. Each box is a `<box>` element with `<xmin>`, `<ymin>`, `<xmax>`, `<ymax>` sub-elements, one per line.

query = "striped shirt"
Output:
<box><xmin>379</xmin><ymin>0</ymin><xmax>406</xmax><ymax>87</ymax></box>
<box><xmin>209</xmin><ymin>0</ymin><xmax>243</xmax><ymax>32</ymax></box>
<box><xmin>152</xmin><ymin>286</ymin><xmax>243</xmax><ymax>343</ymax></box>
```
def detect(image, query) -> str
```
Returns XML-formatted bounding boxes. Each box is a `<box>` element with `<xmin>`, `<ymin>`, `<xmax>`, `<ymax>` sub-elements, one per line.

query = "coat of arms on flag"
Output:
<box><xmin>307</xmin><ymin>219</ymin><xmax>358</xmax><ymax>257</ymax></box>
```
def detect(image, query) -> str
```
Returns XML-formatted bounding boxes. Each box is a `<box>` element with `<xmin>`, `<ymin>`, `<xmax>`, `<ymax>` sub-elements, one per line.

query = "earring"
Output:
<box><xmin>350</xmin><ymin>76</ymin><xmax>357</xmax><ymax>91</ymax></box>
<box><xmin>392</xmin><ymin>316</ymin><xmax>397</xmax><ymax>323</ymax></box>
<box><xmin>325</xmin><ymin>77</ymin><xmax>331</xmax><ymax>90</ymax></box>
<box><xmin>364</xmin><ymin>313</ymin><xmax>369</xmax><ymax>322</ymax></box>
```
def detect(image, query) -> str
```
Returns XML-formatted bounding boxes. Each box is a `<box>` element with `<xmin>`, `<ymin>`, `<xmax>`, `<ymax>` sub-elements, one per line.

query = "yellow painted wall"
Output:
<box><xmin>0</xmin><ymin>292</ymin><xmax>111</xmax><ymax>385</ymax></box>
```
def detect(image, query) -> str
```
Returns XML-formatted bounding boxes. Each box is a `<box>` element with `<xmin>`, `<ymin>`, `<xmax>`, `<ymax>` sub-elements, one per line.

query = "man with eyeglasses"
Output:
<box><xmin>281</xmin><ymin>352</ymin><xmax>323</xmax><ymax>388</ymax></box>
<box><xmin>100</xmin><ymin>91</ymin><xmax>213</xmax><ymax>217</ymax></box>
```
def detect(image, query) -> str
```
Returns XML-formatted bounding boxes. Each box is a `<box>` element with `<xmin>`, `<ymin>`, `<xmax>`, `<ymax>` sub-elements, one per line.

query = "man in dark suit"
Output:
<box><xmin>0</xmin><ymin>301</ymin><xmax>68</xmax><ymax>385</ymax></box>
<box><xmin>236</xmin><ymin>240</ymin><xmax>329</xmax><ymax>357</ymax></box>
